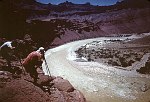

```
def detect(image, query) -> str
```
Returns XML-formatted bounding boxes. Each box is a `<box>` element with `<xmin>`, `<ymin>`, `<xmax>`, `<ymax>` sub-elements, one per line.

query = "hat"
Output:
<box><xmin>38</xmin><ymin>47</ymin><xmax>44</xmax><ymax>51</ymax></box>
<box><xmin>37</xmin><ymin>47</ymin><xmax>45</xmax><ymax>54</ymax></box>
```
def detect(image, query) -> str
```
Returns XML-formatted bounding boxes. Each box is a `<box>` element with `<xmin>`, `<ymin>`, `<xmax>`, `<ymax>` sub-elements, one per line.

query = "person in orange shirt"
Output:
<box><xmin>23</xmin><ymin>47</ymin><xmax>45</xmax><ymax>83</ymax></box>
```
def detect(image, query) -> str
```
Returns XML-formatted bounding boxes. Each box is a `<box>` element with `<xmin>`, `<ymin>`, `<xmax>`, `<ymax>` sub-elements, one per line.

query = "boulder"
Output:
<box><xmin>63</xmin><ymin>90</ymin><xmax>86</xmax><ymax>102</ymax></box>
<box><xmin>0</xmin><ymin>79</ymin><xmax>51</xmax><ymax>102</ymax></box>
<box><xmin>0</xmin><ymin>71</ymin><xmax>11</xmax><ymax>82</ymax></box>
<box><xmin>52</xmin><ymin>77</ymin><xmax>74</xmax><ymax>92</ymax></box>
<box><xmin>37</xmin><ymin>74</ymin><xmax>53</xmax><ymax>86</ymax></box>
<box><xmin>50</xmin><ymin>88</ymin><xmax>86</xmax><ymax>102</ymax></box>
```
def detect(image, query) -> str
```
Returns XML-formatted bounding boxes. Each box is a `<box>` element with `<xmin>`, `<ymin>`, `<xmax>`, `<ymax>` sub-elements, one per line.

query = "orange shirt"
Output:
<box><xmin>23</xmin><ymin>51</ymin><xmax>42</xmax><ymax>67</ymax></box>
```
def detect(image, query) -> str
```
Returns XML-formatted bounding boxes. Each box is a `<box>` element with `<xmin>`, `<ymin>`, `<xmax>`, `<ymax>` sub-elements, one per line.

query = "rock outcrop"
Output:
<box><xmin>0</xmin><ymin>58</ymin><xmax>86</xmax><ymax>102</ymax></box>
<box><xmin>1</xmin><ymin>0</ymin><xmax>150</xmax><ymax>47</ymax></box>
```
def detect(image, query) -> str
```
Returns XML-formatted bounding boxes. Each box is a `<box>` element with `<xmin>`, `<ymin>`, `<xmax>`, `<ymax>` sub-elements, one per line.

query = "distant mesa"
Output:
<box><xmin>83</xmin><ymin>2</ymin><xmax>92</xmax><ymax>6</ymax></box>
<box><xmin>58</xmin><ymin>1</ymin><xmax>92</xmax><ymax>6</ymax></box>
<box><xmin>59</xmin><ymin>1</ymin><xmax>74</xmax><ymax>6</ymax></box>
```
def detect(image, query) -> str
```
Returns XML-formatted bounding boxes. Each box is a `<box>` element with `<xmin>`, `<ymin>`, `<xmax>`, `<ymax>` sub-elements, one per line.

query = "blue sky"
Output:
<box><xmin>36</xmin><ymin>0</ymin><xmax>122</xmax><ymax>6</ymax></box>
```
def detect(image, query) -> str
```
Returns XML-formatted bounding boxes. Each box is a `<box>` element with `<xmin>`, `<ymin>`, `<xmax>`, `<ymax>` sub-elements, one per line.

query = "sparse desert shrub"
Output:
<box><xmin>108</xmin><ymin>60</ymin><xmax>120</xmax><ymax>66</ymax></box>
<box><xmin>128</xmin><ymin>60</ymin><xmax>135</xmax><ymax>66</ymax></box>
<box><xmin>137</xmin><ymin>61</ymin><xmax>150</xmax><ymax>74</ymax></box>
<box><xmin>119</xmin><ymin>57</ymin><xmax>125</xmax><ymax>63</ymax></box>
<box><xmin>121</xmin><ymin>61</ymin><xmax>128</xmax><ymax>67</ymax></box>
<box><xmin>135</xmin><ymin>57</ymin><xmax>141</xmax><ymax>61</ymax></box>
<box><xmin>119</xmin><ymin>57</ymin><xmax>128</xmax><ymax>67</ymax></box>
<box><xmin>108</xmin><ymin>54</ymin><xmax>113</xmax><ymax>58</ymax></box>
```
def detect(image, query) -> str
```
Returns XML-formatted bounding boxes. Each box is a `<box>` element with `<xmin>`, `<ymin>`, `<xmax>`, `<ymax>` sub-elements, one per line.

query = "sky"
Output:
<box><xmin>36</xmin><ymin>0</ymin><xmax>122</xmax><ymax>6</ymax></box>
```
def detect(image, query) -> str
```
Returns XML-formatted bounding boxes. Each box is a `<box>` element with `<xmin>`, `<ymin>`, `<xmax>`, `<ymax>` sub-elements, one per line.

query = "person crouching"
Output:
<box><xmin>0</xmin><ymin>41</ymin><xmax>16</xmax><ymax>68</ymax></box>
<box><xmin>23</xmin><ymin>47</ymin><xmax>45</xmax><ymax>83</ymax></box>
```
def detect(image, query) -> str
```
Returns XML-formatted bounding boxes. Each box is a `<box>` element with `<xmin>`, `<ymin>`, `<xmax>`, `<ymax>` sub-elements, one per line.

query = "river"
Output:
<box><xmin>42</xmin><ymin>37</ymin><xmax>150</xmax><ymax>102</ymax></box>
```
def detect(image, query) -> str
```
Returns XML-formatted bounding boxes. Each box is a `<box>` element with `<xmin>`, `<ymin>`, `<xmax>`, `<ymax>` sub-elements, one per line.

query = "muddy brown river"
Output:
<box><xmin>43</xmin><ymin>37</ymin><xmax>150</xmax><ymax>102</ymax></box>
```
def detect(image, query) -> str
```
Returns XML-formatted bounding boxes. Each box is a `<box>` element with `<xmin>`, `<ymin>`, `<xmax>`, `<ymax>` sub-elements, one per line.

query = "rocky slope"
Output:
<box><xmin>0</xmin><ymin>57</ymin><xmax>86</xmax><ymax>102</ymax></box>
<box><xmin>52</xmin><ymin>8</ymin><xmax>150</xmax><ymax>45</ymax></box>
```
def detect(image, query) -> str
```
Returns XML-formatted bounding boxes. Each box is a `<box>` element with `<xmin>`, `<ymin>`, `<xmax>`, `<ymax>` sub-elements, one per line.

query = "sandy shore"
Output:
<box><xmin>43</xmin><ymin>36</ymin><xmax>150</xmax><ymax>102</ymax></box>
